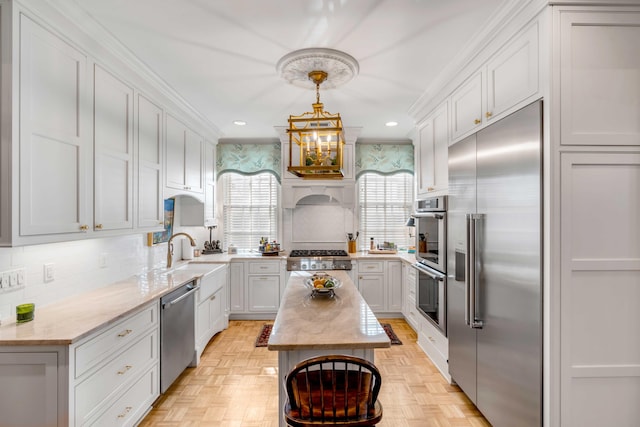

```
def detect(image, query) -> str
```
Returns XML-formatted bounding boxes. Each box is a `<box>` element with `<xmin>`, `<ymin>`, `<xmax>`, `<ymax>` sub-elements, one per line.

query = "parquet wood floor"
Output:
<box><xmin>139</xmin><ymin>319</ymin><xmax>490</xmax><ymax>427</ymax></box>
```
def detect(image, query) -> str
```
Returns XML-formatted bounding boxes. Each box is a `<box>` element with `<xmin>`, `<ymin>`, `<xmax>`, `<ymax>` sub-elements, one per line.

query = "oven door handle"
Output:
<box><xmin>413</xmin><ymin>212</ymin><xmax>445</xmax><ymax>220</ymax></box>
<box><xmin>411</xmin><ymin>263</ymin><xmax>445</xmax><ymax>281</ymax></box>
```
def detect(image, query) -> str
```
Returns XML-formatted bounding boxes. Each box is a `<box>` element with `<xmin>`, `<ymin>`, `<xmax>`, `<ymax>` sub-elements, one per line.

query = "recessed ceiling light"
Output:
<box><xmin>233</xmin><ymin>120</ymin><xmax>246</xmax><ymax>126</ymax></box>
<box><xmin>385</xmin><ymin>121</ymin><xmax>398</xmax><ymax>127</ymax></box>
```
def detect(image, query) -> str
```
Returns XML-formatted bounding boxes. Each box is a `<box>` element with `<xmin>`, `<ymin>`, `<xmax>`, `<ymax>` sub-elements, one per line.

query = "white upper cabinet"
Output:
<box><xmin>19</xmin><ymin>14</ymin><xmax>91</xmax><ymax>237</ymax></box>
<box><xmin>165</xmin><ymin>113</ymin><xmax>204</xmax><ymax>198</ymax></box>
<box><xmin>450</xmin><ymin>20</ymin><xmax>540</xmax><ymax>143</ymax></box>
<box><xmin>137</xmin><ymin>94</ymin><xmax>164</xmax><ymax>229</ymax></box>
<box><xmin>559</xmin><ymin>10</ymin><xmax>640</xmax><ymax>145</ymax></box>
<box><xmin>93</xmin><ymin>65</ymin><xmax>134</xmax><ymax>232</ymax></box>
<box><xmin>485</xmin><ymin>21</ymin><xmax>539</xmax><ymax>122</ymax></box>
<box><xmin>450</xmin><ymin>72</ymin><xmax>483</xmax><ymax>141</ymax></box>
<box><xmin>417</xmin><ymin>101</ymin><xmax>448</xmax><ymax>197</ymax></box>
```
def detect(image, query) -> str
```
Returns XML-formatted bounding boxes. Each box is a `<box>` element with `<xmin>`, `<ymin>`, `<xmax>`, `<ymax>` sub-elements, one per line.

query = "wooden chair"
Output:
<box><xmin>284</xmin><ymin>355</ymin><xmax>383</xmax><ymax>427</ymax></box>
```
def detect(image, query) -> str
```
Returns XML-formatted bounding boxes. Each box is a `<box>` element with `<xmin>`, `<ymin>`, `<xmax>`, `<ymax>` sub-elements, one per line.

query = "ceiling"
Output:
<box><xmin>64</xmin><ymin>0</ymin><xmax>506</xmax><ymax>141</ymax></box>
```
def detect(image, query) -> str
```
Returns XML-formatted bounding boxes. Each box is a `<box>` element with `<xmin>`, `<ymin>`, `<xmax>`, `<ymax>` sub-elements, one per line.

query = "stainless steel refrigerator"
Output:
<box><xmin>447</xmin><ymin>100</ymin><xmax>542</xmax><ymax>426</ymax></box>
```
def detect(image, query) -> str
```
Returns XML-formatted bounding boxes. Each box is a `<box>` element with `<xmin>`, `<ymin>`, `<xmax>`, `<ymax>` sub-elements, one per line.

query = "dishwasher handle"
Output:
<box><xmin>162</xmin><ymin>284</ymin><xmax>199</xmax><ymax>309</ymax></box>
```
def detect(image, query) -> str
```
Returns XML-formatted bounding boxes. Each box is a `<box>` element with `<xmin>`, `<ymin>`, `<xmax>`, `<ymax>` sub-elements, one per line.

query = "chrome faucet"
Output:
<box><xmin>166</xmin><ymin>232</ymin><xmax>196</xmax><ymax>268</ymax></box>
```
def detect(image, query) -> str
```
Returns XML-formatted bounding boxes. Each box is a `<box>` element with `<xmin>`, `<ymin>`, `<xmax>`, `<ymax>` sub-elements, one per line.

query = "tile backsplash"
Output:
<box><xmin>0</xmin><ymin>225</ymin><xmax>213</xmax><ymax>324</ymax></box>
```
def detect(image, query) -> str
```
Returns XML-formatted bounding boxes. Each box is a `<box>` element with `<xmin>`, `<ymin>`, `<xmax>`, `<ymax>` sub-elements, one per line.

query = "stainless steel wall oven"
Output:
<box><xmin>413</xmin><ymin>196</ymin><xmax>447</xmax><ymax>335</ymax></box>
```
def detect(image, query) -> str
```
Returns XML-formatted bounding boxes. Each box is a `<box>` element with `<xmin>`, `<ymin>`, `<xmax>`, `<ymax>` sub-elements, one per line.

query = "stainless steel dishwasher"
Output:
<box><xmin>160</xmin><ymin>281</ymin><xmax>199</xmax><ymax>393</ymax></box>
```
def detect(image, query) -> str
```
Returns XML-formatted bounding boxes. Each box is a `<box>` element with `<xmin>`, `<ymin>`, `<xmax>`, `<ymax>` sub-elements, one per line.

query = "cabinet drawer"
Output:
<box><xmin>248</xmin><ymin>261</ymin><xmax>280</xmax><ymax>274</ymax></box>
<box><xmin>75</xmin><ymin>329</ymin><xmax>158</xmax><ymax>423</ymax></box>
<box><xmin>89</xmin><ymin>364</ymin><xmax>159</xmax><ymax>427</ymax></box>
<box><xmin>420</xmin><ymin>316</ymin><xmax>448</xmax><ymax>359</ymax></box>
<box><xmin>358</xmin><ymin>261</ymin><xmax>384</xmax><ymax>273</ymax></box>
<box><xmin>75</xmin><ymin>303</ymin><xmax>157</xmax><ymax>378</ymax></box>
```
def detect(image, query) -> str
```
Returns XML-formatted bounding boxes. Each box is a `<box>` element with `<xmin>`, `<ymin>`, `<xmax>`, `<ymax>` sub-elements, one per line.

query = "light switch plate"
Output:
<box><xmin>44</xmin><ymin>263</ymin><xmax>55</xmax><ymax>282</ymax></box>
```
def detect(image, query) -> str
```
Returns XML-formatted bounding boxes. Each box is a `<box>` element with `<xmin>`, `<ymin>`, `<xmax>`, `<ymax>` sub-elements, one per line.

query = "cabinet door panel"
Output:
<box><xmin>166</xmin><ymin>114</ymin><xmax>187</xmax><ymax>189</ymax></box>
<box><xmin>185</xmin><ymin>128</ymin><xmax>204</xmax><ymax>192</ymax></box>
<box><xmin>387</xmin><ymin>261</ymin><xmax>403</xmax><ymax>311</ymax></box>
<box><xmin>560</xmin><ymin>152</ymin><xmax>640</xmax><ymax>426</ymax></box>
<box><xmin>417</xmin><ymin>121</ymin><xmax>435</xmax><ymax>194</ymax></box>
<box><xmin>229</xmin><ymin>262</ymin><xmax>245</xmax><ymax>312</ymax></box>
<box><xmin>358</xmin><ymin>274</ymin><xmax>385</xmax><ymax>311</ymax></box>
<box><xmin>137</xmin><ymin>95</ymin><xmax>164</xmax><ymax>228</ymax></box>
<box><xmin>451</xmin><ymin>72</ymin><xmax>482</xmax><ymax>140</ymax></box>
<box><xmin>0</xmin><ymin>352</ymin><xmax>59</xmax><ymax>427</ymax></box>
<box><xmin>248</xmin><ymin>276</ymin><xmax>280</xmax><ymax>312</ymax></box>
<box><xmin>560</xmin><ymin>11</ymin><xmax>640</xmax><ymax>145</ymax></box>
<box><xmin>486</xmin><ymin>22</ymin><xmax>539</xmax><ymax>120</ymax></box>
<box><xmin>94</xmin><ymin>65</ymin><xmax>134</xmax><ymax>231</ymax></box>
<box><xmin>19</xmin><ymin>15</ymin><xmax>89</xmax><ymax>236</ymax></box>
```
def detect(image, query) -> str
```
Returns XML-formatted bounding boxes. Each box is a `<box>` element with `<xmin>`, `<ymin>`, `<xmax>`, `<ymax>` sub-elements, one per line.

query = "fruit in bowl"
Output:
<box><xmin>306</xmin><ymin>274</ymin><xmax>341</xmax><ymax>292</ymax></box>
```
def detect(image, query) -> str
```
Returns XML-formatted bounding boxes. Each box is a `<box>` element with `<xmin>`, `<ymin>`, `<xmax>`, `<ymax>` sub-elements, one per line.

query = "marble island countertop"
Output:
<box><xmin>0</xmin><ymin>263</ymin><xmax>226</xmax><ymax>346</ymax></box>
<box><xmin>267</xmin><ymin>271</ymin><xmax>390</xmax><ymax>351</ymax></box>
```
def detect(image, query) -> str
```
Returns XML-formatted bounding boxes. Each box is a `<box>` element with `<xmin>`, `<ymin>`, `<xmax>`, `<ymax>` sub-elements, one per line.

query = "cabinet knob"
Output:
<box><xmin>210</xmin><ymin>295</ymin><xmax>216</xmax><ymax>301</ymax></box>
<box><xmin>486</xmin><ymin>111</ymin><xmax>493</xmax><ymax>119</ymax></box>
<box><xmin>159</xmin><ymin>221</ymin><xmax>164</xmax><ymax>225</ymax></box>
<box><xmin>474</xmin><ymin>119</ymin><xmax>481</xmax><ymax>125</ymax></box>
<box><xmin>117</xmin><ymin>329</ymin><xmax>133</xmax><ymax>337</ymax></box>
<box><xmin>95</xmin><ymin>224</ymin><xmax>103</xmax><ymax>230</ymax></box>
<box><xmin>79</xmin><ymin>225</ymin><xmax>89</xmax><ymax>231</ymax></box>
<box><xmin>427</xmin><ymin>187</ymin><xmax>435</xmax><ymax>191</ymax></box>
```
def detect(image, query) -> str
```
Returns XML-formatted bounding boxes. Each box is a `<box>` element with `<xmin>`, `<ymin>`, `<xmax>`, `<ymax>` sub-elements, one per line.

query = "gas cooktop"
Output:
<box><xmin>287</xmin><ymin>249</ymin><xmax>352</xmax><ymax>271</ymax></box>
<box><xmin>289</xmin><ymin>249</ymin><xmax>349</xmax><ymax>257</ymax></box>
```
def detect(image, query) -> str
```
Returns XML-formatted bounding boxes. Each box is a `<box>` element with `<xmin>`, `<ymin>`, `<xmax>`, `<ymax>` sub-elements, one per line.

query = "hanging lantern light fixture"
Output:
<box><xmin>277</xmin><ymin>48</ymin><xmax>359</xmax><ymax>179</ymax></box>
<box><xmin>287</xmin><ymin>70</ymin><xmax>345</xmax><ymax>178</ymax></box>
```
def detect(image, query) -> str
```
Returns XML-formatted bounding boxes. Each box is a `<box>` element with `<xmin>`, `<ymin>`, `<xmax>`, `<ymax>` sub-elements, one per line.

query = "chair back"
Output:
<box><xmin>284</xmin><ymin>355</ymin><xmax>383</xmax><ymax>426</ymax></box>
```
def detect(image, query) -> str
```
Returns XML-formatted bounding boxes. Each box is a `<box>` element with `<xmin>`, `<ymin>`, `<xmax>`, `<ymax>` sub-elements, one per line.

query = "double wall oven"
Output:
<box><xmin>412</xmin><ymin>196</ymin><xmax>447</xmax><ymax>335</ymax></box>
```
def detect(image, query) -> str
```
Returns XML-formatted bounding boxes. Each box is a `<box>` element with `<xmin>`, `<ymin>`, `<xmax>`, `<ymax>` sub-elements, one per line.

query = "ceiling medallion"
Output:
<box><xmin>276</xmin><ymin>48</ymin><xmax>359</xmax><ymax>90</ymax></box>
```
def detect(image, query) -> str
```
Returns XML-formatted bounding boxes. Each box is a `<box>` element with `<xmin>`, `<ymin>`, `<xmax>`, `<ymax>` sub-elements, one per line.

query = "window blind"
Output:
<box><xmin>221</xmin><ymin>172</ymin><xmax>278</xmax><ymax>250</ymax></box>
<box><xmin>358</xmin><ymin>172</ymin><xmax>413</xmax><ymax>251</ymax></box>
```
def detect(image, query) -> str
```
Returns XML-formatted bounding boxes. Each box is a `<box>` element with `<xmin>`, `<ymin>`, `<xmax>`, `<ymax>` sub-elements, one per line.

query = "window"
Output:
<box><xmin>221</xmin><ymin>172</ymin><xmax>278</xmax><ymax>250</ymax></box>
<box><xmin>358</xmin><ymin>172</ymin><xmax>413</xmax><ymax>251</ymax></box>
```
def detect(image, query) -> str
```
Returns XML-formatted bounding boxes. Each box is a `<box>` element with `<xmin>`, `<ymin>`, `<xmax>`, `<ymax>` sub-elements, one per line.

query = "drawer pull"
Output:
<box><xmin>260</xmin><ymin>266</ymin><xmax>268</xmax><ymax>269</ymax></box>
<box><xmin>117</xmin><ymin>406</ymin><xmax>133</xmax><ymax>418</ymax></box>
<box><xmin>210</xmin><ymin>295</ymin><xmax>216</xmax><ymax>301</ymax></box>
<box><xmin>117</xmin><ymin>365</ymin><xmax>133</xmax><ymax>375</ymax></box>
<box><xmin>117</xmin><ymin>329</ymin><xmax>133</xmax><ymax>337</ymax></box>
<box><xmin>428</xmin><ymin>336</ymin><xmax>435</xmax><ymax>343</ymax></box>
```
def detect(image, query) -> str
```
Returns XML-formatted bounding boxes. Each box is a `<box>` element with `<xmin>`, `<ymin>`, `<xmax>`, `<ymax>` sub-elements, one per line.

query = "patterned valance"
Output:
<box><xmin>355</xmin><ymin>143</ymin><xmax>414</xmax><ymax>179</ymax></box>
<box><xmin>217</xmin><ymin>142</ymin><xmax>281</xmax><ymax>182</ymax></box>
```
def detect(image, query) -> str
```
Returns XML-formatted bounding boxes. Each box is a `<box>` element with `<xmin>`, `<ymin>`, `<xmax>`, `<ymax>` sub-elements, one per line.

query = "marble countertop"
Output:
<box><xmin>267</xmin><ymin>271</ymin><xmax>391</xmax><ymax>351</ymax></box>
<box><xmin>0</xmin><ymin>263</ymin><xmax>226</xmax><ymax>346</ymax></box>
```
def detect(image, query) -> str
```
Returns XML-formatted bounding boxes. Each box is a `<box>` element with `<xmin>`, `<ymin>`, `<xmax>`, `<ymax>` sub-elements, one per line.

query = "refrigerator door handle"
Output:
<box><xmin>469</xmin><ymin>213</ymin><xmax>484</xmax><ymax>329</ymax></box>
<box><xmin>464</xmin><ymin>214</ymin><xmax>471</xmax><ymax>326</ymax></box>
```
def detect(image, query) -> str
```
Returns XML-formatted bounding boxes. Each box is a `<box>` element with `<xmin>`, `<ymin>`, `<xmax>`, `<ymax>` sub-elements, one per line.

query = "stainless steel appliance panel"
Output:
<box><xmin>160</xmin><ymin>281</ymin><xmax>198</xmax><ymax>393</ymax></box>
<box><xmin>447</xmin><ymin>133</ymin><xmax>478</xmax><ymax>403</ymax></box>
<box><xmin>447</xmin><ymin>100</ymin><xmax>542</xmax><ymax>427</ymax></box>
<box><xmin>475</xmin><ymin>100</ymin><xmax>541</xmax><ymax>427</ymax></box>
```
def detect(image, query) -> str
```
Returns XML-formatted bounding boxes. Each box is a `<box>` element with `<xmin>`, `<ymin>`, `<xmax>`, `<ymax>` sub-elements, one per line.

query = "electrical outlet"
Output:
<box><xmin>44</xmin><ymin>263</ymin><xmax>55</xmax><ymax>283</ymax></box>
<box><xmin>0</xmin><ymin>274</ymin><xmax>5</xmax><ymax>288</ymax></box>
<box><xmin>9</xmin><ymin>271</ymin><xmax>18</xmax><ymax>287</ymax></box>
<box><xmin>17</xmin><ymin>268</ymin><xmax>25</xmax><ymax>286</ymax></box>
<box><xmin>99</xmin><ymin>253</ymin><xmax>108</xmax><ymax>268</ymax></box>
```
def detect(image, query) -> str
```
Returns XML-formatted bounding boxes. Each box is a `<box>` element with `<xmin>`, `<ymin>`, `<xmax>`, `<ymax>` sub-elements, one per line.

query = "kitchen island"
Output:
<box><xmin>268</xmin><ymin>270</ymin><xmax>390</xmax><ymax>427</ymax></box>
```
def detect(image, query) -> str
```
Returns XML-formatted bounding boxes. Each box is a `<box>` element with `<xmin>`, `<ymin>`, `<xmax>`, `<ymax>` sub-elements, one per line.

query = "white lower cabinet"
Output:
<box><xmin>229</xmin><ymin>259</ymin><xmax>285</xmax><ymax>319</ymax></box>
<box><xmin>0</xmin><ymin>350</ymin><xmax>65</xmax><ymax>426</ymax></box>
<box><xmin>0</xmin><ymin>302</ymin><xmax>160</xmax><ymax>426</ymax></box>
<box><xmin>70</xmin><ymin>302</ymin><xmax>160</xmax><ymax>426</ymax></box>
<box><xmin>417</xmin><ymin>315</ymin><xmax>450</xmax><ymax>383</ymax></box>
<box><xmin>355</xmin><ymin>260</ymin><xmax>403</xmax><ymax>315</ymax></box>
<box><xmin>195</xmin><ymin>265</ymin><xmax>228</xmax><ymax>358</ymax></box>
<box><xmin>402</xmin><ymin>262</ymin><xmax>420</xmax><ymax>331</ymax></box>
